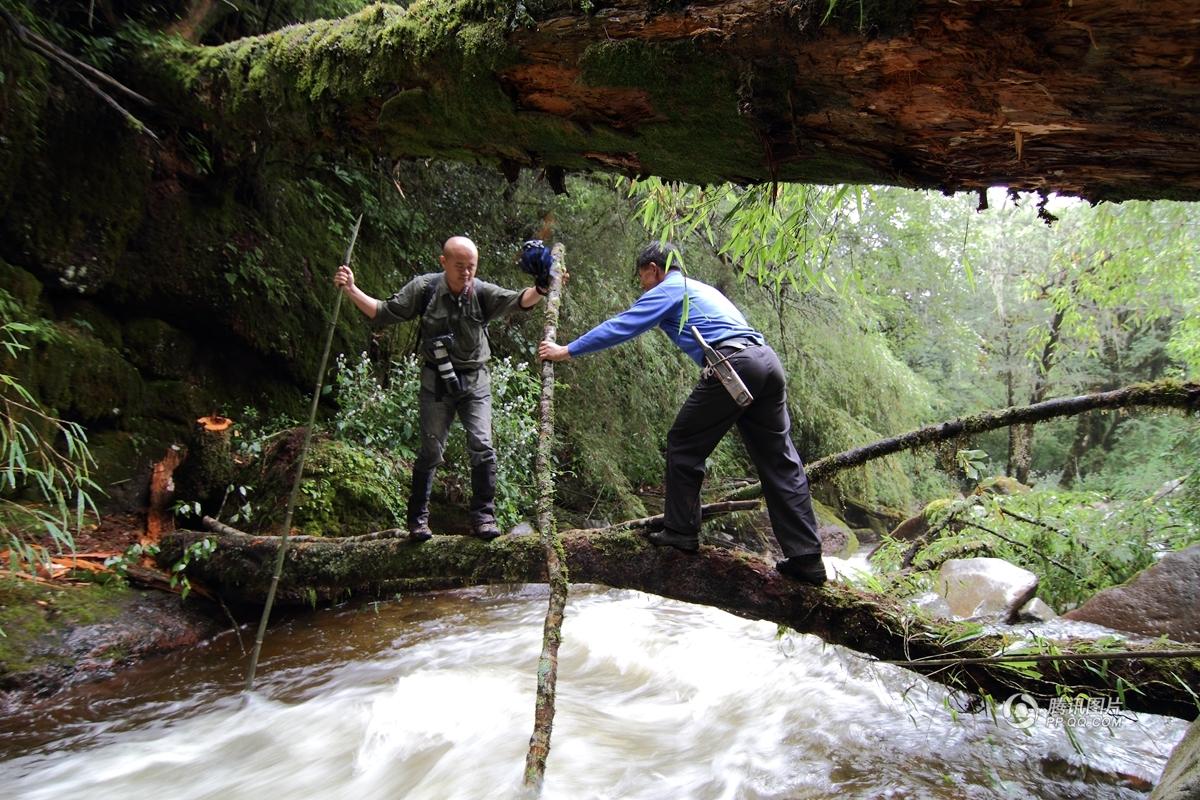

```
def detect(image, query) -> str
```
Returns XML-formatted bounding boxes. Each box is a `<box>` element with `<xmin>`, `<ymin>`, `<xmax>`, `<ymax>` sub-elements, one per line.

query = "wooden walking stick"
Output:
<box><xmin>522</xmin><ymin>243</ymin><xmax>568</xmax><ymax>794</ymax></box>
<box><xmin>243</xmin><ymin>213</ymin><xmax>363</xmax><ymax>692</ymax></box>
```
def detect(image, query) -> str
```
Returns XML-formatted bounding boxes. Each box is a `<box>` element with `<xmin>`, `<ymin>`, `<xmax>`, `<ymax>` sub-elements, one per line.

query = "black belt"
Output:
<box><xmin>714</xmin><ymin>336</ymin><xmax>763</xmax><ymax>353</ymax></box>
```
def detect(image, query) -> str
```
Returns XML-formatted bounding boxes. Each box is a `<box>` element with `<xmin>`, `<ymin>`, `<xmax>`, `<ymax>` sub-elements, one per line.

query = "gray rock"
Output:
<box><xmin>506</xmin><ymin>521</ymin><xmax>536</xmax><ymax>537</ymax></box>
<box><xmin>1064</xmin><ymin>545</ymin><xmax>1200</xmax><ymax>642</ymax></box>
<box><xmin>817</xmin><ymin>523</ymin><xmax>858</xmax><ymax>558</ymax></box>
<box><xmin>1150</xmin><ymin>713</ymin><xmax>1200</xmax><ymax>800</ymax></box>
<box><xmin>909</xmin><ymin>591</ymin><xmax>953</xmax><ymax>619</ymax></box>
<box><xmin>1017</xmin><ymin>597</ymin><xmax>1058</xmax><ymax>623</ymax></box>
<box><xmin>936</xmin><ymin>558</ymin><xmax>1039</xmax><ymax>622</ymax></box>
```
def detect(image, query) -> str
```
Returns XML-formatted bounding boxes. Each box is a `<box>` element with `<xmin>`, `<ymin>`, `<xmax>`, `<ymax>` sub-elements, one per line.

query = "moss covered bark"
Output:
<box><xmin>134</xmin><ymin>0</ymin><xmax>1200</xmax><ymax>202</ymax></box>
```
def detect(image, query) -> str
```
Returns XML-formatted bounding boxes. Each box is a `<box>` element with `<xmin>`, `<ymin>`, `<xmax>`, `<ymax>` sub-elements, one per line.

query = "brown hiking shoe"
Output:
<box><xmin>646</xmin><ymin>528</ymin><xmax>700</xmax><ymax>553</ymax></box>
<box><xmin>471</xmin><ymin>521</ymin><xmax>502</xmax><ymax>540</ymax></box>
<box><xmin>776</xmin><ymin>554</ymin><xmax>827</xmax><ymax>587</ymax></box>
<box><xmin>408</xmin><ymin>522</ymin><xmax>433</xmax><ymax>542</ymax></box>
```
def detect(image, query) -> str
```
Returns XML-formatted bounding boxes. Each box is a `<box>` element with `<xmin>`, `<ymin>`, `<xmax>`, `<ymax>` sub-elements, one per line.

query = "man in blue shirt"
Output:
<box><xmin>537</xmin><ymin>242</ymin><xmax>827</xmax><ymax>586</ymax></box>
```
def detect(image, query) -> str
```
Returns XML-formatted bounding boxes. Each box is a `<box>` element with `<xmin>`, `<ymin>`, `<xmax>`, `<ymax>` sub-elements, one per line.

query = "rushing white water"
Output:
<box><xmin>0</xmin><ymin>585</ymin><xmax>1187</xmax><ymax>799</ymax></box>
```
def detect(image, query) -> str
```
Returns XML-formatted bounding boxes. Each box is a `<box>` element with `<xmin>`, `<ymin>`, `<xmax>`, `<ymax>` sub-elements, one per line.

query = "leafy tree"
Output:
<box><xmin>0</xmin><ymin>299</ymin><xmax>99</xmax><ymax>571</ymax></box>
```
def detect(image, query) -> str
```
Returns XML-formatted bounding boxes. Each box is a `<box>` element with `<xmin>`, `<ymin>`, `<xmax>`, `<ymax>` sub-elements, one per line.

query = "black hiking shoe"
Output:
<box><xmin>471</xmin><ymin>521</ymin><xmax>502</xmax><ymax>540</ymax></box>
<box><xmin>646</xmin><ymin>528</ymin><xmax>700</xmax><ymax>553</ymax></box>
<box><xmin>408</xmin><ymin>523</ymin><xmax>433</xmax><ymax>543</ymax></box>
<box><xmin>776</xmin><ymin>554</ymin><xmax>827</xmax><ymax>587</ymax></box>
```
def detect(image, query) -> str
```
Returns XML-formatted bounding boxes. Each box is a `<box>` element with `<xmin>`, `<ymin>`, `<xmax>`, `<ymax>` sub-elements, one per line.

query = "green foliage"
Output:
<box><xmin>332</xmin><ymin>352</ymin><xmax>543</xmax><ymax>532</ymax></box>
<box><xmin>873</xmin><ymin>489</ymin><xmax>1200</xmax><ymax>610</ymax></box>
<box><xmin>294</xmin><ymin>437</ymin><xmax>408</xmax><ymax>536</ymax></box>
<box><xmin>104</xmin><ymin>537</ymin><xmax>215</xmax><ymax>600</ymax></box>
<box><xmin>0</xmin><ymin>315</ymin><xmax>100</xmax><ymax>572</ymax></box>
<box><xmin>333</xmin><ymin>351</ymin><xmax>423</xmax><ymax>459</ymax></box>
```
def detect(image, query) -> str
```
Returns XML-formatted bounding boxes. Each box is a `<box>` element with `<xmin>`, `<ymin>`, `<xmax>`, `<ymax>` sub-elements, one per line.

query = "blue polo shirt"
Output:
<box><xmin>567</xmin><ymin>270</ymin><xmax>761</xmax><ymax>365</ymax></box>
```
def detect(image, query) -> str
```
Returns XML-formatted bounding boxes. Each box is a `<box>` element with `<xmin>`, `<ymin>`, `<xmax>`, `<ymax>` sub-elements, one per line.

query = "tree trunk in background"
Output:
<box><xmin>1058</xmin><ymin>412</ymin><xmax>1093</xmax><ymax>489</ymax></box>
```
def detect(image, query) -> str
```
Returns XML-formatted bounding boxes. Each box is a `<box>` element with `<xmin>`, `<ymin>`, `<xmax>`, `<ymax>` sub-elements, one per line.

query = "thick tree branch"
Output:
<box><xmin>726</xmin><ymin>380</ymin><xmax>1200</xmax><ymax>500</ymax></box>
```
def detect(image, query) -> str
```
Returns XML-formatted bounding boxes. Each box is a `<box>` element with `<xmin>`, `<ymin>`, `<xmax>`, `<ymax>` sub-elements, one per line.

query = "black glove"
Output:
<box><xmin>520</xmin><ymin>240</ymin><xmax>553</xmax><ymax>290</ymax></box>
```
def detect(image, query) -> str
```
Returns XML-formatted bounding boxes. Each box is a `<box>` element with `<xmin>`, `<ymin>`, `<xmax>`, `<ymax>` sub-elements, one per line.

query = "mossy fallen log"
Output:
<box><xmin>142</xmin><ymin>0</ymin><xmax>1200</xmax><ymax>202</ymax></box>
<box><xmin>160</xmin><ymin>527</ymin><xmax>1200</xmax><ymax>720</ymax></box>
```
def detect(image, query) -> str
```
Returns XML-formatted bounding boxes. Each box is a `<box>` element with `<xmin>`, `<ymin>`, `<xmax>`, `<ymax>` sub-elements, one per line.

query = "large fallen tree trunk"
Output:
<box><xmin>144</xmin><ymin>0</ymin><xmax>1200</xmax><ymax>202</ymax></box>
<box><xmin>160</xmin><ymin>527</ymin><xmax>1200</xmax><ymax>720</ymax></box>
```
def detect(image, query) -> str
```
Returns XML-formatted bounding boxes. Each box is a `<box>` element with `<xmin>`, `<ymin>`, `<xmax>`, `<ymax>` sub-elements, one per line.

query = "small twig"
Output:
<box><xmin>591</xmin><ymin>499</ymin><xmax>761</xmax><ymax>534</ymax></box>
<box><xmin>0</xmin><ymin>8</ymin><xmax>158</xmax><ymax>141</ymax></box>
<box><xmin>201</xmin><ymin>515</ymin><xmax>250</xmax><ymax>537</ymax></box>
<box><xmin>958</xmin><ymin>519</ymin><xmax>1079</xmax><ymax>576</ymax></box>
<box><xmin>216</xmin><ymin>591</ymin><xmax>247</xmax><ymax>656</ymax></box>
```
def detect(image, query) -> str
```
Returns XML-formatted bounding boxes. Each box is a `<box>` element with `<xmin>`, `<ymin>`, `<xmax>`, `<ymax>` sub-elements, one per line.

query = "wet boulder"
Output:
<box><xmin>1016</xmin><ymin>597</ymin><xmax>1058</xmax><ymax>623</ymax></box>
<box><xmin>1064</xmin><ymin>545</ymin><xmax>1200</xmax><ymax>642</ymax></box>
<box><xmin>936</xmin><ymin>557</ymin><xmax>1039</xmax><ymax>622</ymax></box>
<box><xmin>1149</xmin><ymin>713</ymin><xmax>1200</xmax><ymax>800</ymax></box>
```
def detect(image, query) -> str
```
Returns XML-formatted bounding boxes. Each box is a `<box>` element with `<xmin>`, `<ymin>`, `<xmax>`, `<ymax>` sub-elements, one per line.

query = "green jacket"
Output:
<box><xmin>371</xmin><ymin>273</ymin><xmax>528</xmax><ymax>370</ymax></box>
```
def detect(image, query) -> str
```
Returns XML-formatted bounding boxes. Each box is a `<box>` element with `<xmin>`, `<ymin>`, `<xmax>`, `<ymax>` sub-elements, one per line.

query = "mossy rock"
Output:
<box><xmin>293</xmin><ymin>438</ymin><xmax>408</xmax><ymax>537</ymax></box>
<box><xmin>1</xmin><ymin>97</ymin><xmax>150</xmax><ymax>294</ymax></box>
<box><xmin>0</xmin><ymin>259</ymin><xmax>47</xmax><ymax>314</ymax></box>
<box><xmin>0</xmin><ymin>577</ymin><xmax>129</xmax><ymax>681</ymax></box>
<box><xmin>23</xmin><ymin>323</ymin><xmax>145</xmax><ymax>423</ymax></box>
<box><xmin>123</xmin><ymin>318</ymin><xmax>198</xmax><ymax>379</ymax></box>
<box><xmin>86</xmin><ymin>430</ymin><xmax>149</xmax><ymax>497</ymax></box>
<box><xmin>812</xmin><ymin>497</ymin><xmax>850</xmax><ymax>530</ymax></box>
<box><xmin>59</xmin><ymin>299</ymin><xmax>124</xmax><ymax>349</ymax></box>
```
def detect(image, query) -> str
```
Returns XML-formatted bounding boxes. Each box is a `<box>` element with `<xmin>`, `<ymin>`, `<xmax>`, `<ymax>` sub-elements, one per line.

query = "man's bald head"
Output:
<box><xmin>440</xmin><ymin>236</ymin><xmax>480</xmax><ymax>295</ymax></box>
<box><xmin>443</xmin><ymin>236</ymin><xmax>478</xmax><ymax>261</ymax></box>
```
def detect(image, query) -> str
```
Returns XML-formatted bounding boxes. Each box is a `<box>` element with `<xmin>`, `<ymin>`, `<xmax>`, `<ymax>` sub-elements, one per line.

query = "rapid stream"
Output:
<box><xmin>0</xmin><ymin>585</ymin><xmax>1187</xmax><ymax>799</ymax></box>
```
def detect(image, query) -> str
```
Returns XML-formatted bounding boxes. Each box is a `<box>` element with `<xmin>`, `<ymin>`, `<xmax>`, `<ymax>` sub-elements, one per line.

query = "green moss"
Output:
<box><xmin>294</xmin><ymin>438</ymin><xmax>408</xmax><ymax>536</ymax></box>
<box><xmin>0</xmin><ymin>577</ymin><xmax>130</xmax><ymax>676</ymax></box>
<box><xmin>976</xmin><ymin>476</ymin><xmax>1032</xmax><ymax>496</ymax></box>
<box><xmin>812</xmin><ymin>498</ymin><xmax>849</xmax><ymax>529</ymax></box>
<box><xmin>15</xmin><ymin>322</ymin><xmax>144</xmax><ymax>423</ymax></box>
<box><xmin>0</xmin><ymin>260</ymin><xmax>47</xmax><ymax>314</ymax></box>
<box><xmin>123</xmin><ymin>318</ymin><xmax>197</xmax><ymax>379</ymax></box>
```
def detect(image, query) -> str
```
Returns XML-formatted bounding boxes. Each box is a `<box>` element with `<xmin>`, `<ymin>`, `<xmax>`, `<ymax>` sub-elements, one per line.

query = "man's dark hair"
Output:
<box><xmin>636</xmin><ymin>241</ymin><xmax>682</xmax><ymax>272</ymax></box>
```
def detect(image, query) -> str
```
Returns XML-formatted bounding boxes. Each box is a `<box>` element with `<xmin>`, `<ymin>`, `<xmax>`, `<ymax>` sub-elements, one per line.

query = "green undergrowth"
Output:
<box><xmin>870</xmin><ymin>486</ymin><xmax>1200</xmax><ymax>611</ymax></box>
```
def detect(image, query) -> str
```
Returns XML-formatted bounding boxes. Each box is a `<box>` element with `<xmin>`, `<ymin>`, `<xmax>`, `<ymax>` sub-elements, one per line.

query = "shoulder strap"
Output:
<box><xmin>419</xmin><ymin>274</ymin><xmax>439</xmax><ymax>316</ymax></box>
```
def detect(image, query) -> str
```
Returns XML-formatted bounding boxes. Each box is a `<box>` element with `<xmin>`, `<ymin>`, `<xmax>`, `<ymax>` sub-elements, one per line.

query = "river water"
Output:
<box><xmin>0</xmin><ymin>585</ymin><xmax>1187</xmax><ymax>799</ymax></box>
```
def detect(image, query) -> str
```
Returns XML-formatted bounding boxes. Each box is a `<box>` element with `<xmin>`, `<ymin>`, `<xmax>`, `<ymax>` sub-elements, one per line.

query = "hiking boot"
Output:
<box><xmin>407</xmin><ymin>469</ymin><xmax>435</xmax><ymax>543</ymax></box>
<box><xmin>776</xmin><ymin>554</ymin><xmax>827</xmax><ymax>587</ymax></box>
<box><xmin>646</xmin><ymin>528</ymin><xmax>699</xmax><ymax>553</ymax></box>
<box><xmin>471</xmin><ymin>521</ymin><xmax>502</xmax><ymax>540</ymax></box>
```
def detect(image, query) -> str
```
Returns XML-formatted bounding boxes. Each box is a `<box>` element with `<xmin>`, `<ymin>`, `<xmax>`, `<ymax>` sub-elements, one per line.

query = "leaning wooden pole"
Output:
<box><xmin>522</xmin><ymin>244</ymin><xmax>569</xmax><ymax>794</ymax></box>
